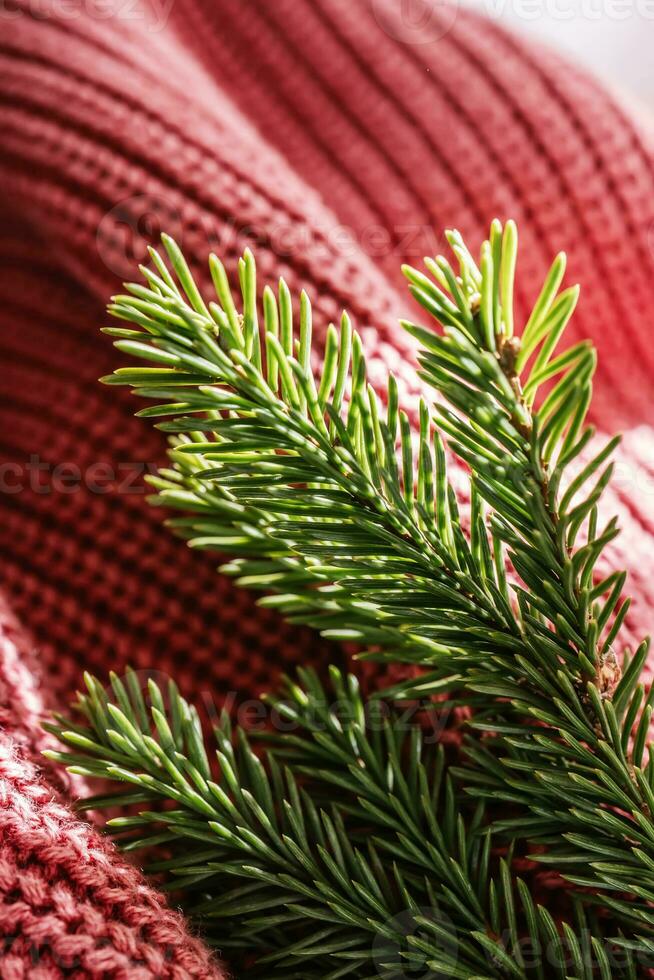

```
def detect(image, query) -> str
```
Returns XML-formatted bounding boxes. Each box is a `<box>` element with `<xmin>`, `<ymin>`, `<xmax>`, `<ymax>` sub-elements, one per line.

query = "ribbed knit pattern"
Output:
<box><xmin>1</xmin><ymin>0</ymin><xmax>654</xmax><ymax>974</ymax></box>
<box><xmin>0</xmin><ymin>598</ymin><xmax>220</xmax><ymax>979</ymax></box>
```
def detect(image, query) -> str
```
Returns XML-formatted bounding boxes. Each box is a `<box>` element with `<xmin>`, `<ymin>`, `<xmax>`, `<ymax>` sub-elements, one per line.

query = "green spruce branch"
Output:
<box><xmin>45</xmin><ymin>668</ymin><xmax>637</xmax><ymax>978</ymax></box>
<box><xmin>47</xmin><ymin>221</ymin><xmax>654</xmax><ymax>974</ymax></box>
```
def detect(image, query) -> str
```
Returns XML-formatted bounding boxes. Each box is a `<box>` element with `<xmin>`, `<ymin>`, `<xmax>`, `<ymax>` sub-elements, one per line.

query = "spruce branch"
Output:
<box><xmin>45</xmin><ymin>668</ymin><xmax>637</xmax><ymax>978</ymax></box>
<box><xmin>100</xmin><ymin>223</ymin><xmax>652</xmax><ymax>921</ymax></box>
<box><xmin>397</xmin><ymin>225</ymin><xmax>654</xmax><ymax>936</ymax></box>
<box><xmin>401</xmin><ymin>222</ymin><xmax>620</xmax><ymax>696</ymax></box>
<box><xmin>48</xmin><ymin>220</ymin><xmax>654</xmax><ymax>967</ymax></box>
<box><xmin>102</xmin><ymin>236</ymin><xmax>519</xmax><ymax>668</ymax></box>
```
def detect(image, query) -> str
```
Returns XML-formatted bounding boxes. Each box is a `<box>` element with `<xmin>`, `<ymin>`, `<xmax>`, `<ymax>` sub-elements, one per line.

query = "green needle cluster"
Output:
<box><xmin>47</xmin><ymin>221</ymin><xmax>654</xmax><ymax>977</ymax></box>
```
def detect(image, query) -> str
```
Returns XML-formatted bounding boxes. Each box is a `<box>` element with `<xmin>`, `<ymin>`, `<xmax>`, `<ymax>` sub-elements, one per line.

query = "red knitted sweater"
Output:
<box><xmin>1</xmin><ymin>0</ymin><xmax>654</xmax><ymax>975</ymax></box>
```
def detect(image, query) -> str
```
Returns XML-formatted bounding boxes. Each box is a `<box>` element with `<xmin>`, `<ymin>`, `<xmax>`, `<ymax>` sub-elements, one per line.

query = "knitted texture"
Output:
<box><xmin>0</xmin><ymin>737</ymin><xmax>217</xmax><ymax>978</ymax></box>
<box><xmin>1</xmin><ymin>0</ymin><xmax>654</xmax><ymax>974</ymax></box>
<box><xmin>0</xmin><ymin>603</ymin><xmax>221</xmax><ymax>979</ymax></box>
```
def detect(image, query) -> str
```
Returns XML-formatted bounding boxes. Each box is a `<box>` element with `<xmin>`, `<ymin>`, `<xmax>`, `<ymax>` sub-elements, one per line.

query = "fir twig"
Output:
<box><xmin>47</xmin><ymin>221</ymin><xmax>654</xmax><ymax>973</ymax></box>
<box><xmin>45</xmin><ymin>668</ymin><xmax>637</xmax><ymax>978</ymax></box>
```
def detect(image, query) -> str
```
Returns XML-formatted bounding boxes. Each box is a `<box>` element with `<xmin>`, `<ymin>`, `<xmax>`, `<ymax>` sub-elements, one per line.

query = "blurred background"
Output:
<box><xmin>459</xmin><ymin>0</ymin><xmax>654</xmax><ymax>106</ymax></box>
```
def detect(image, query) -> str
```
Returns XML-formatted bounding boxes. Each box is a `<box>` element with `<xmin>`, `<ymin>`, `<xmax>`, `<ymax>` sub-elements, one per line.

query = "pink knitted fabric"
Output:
<box><xmin>1</xmin><ymin>0</ymin><xmax>654</xmax><ymax>974</ymax></box>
